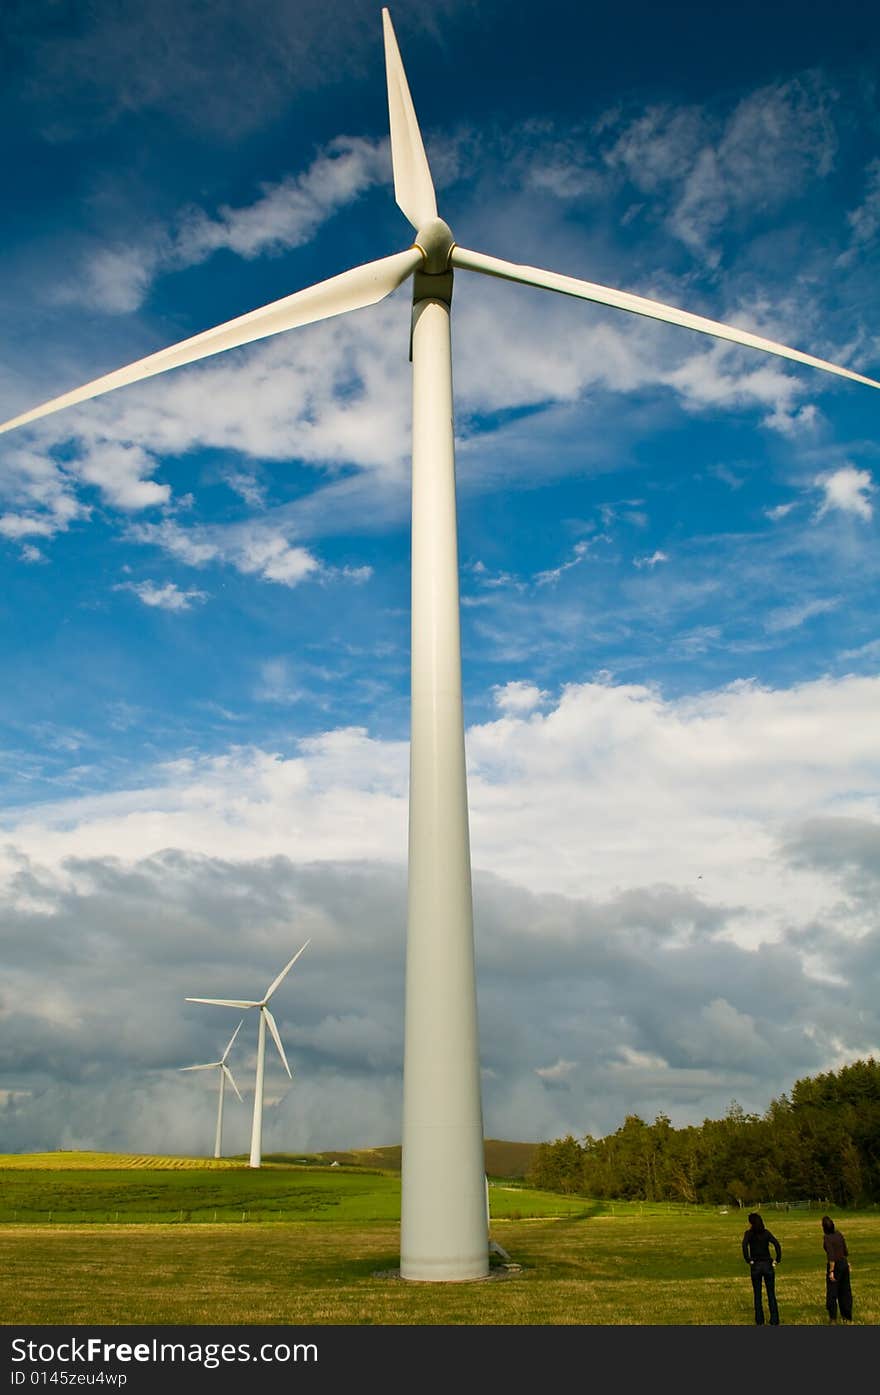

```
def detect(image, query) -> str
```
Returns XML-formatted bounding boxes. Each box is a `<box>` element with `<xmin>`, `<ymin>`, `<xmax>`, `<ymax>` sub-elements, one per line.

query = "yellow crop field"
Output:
<box><xmin>0</xmin><ymin>1151</ymin><xmax>243</xmax><ymax>1170</ymax></box>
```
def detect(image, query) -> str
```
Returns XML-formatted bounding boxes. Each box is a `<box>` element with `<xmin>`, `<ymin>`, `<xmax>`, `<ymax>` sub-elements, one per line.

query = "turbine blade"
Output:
<box><xmin>263</xmin><ymin>939</ymin><xmax>311</xmax><ymax>1003</ymax></box>
<box><xmin>221</xmin><ymin>1019</ymin><xmax>245</xmax><ymax>1063</ymax></box>
<box><xmin>185</xmin><ymin>998</ymin><xmax>259</xmax><ymax>1009</ymax></box>
<box><xmin>450</xmin><ymin>246</ymin><xmax>880</xmax><ymax>391</ymax></box>
<box><xmin>382</xmin><ymin>8</ymin><xmax>437</xmax><ymax>230</ymax></box>
<box><xmin>179</xmin><ymin>1062</ymin><xmax>219</xmax><ymax>1072</ymax></box>
<box><xmin>222</xmin><ymin>1064</ymin><xmax>244</xmax><ymax>1103</ymax></box>
<box><xmin>0</xmin><ymin>248</ymin><xmax>423</xmax><ymax>438</ymax></box>
<box><xmin>263</xmin><ymin>1007</ymin><xmax>292</xmax><ymax>1079</ymax></box>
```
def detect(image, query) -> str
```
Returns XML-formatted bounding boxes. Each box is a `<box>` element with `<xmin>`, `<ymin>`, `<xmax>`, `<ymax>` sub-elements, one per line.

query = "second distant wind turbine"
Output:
<box><xmin>186</xmin><ymin>941</ymin><xmax>310</xmax><ymax>1168</ymax></box>
<box><xmin>180</xmin><ymin>1019</ymin><xmax>244</xmax><ymax>1159</ymax></box>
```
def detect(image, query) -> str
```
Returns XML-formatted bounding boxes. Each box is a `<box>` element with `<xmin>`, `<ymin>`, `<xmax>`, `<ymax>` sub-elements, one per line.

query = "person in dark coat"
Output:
<box><xmin>742</xmin><ymin>1212</ymin><xmax>782</xmax><ymax>1325</ymax></box>
<box><xmin>822</xmin><ymin>1215</ymin><xmax>853</xmax><ymax>1322</ymax></box>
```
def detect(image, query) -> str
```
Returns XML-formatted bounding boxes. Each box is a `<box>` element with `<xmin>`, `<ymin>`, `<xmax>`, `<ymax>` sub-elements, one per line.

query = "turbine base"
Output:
<box><xmin>399</xmin><ymin>1258</ymin><xmax>491</xmax><ymax>1282</ymax></box>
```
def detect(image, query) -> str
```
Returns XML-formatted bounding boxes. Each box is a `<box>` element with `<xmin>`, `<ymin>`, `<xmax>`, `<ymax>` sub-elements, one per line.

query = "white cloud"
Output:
<box><xmin>763</xmin><ymin>597</ymin><xmax>839</xmax><ymax>633</ymax></box>
<box><xmin>0</xmin><ymin>445</ymin><xmax>90</xmax><ymax>542</ymax></box>
<box><xmin>75</xmin><ymin>441</ymin><xmax>170</xmax><ymax>511</ymax></box>
<box><xmin>603</xmin><ymin>76</ymin><xmax>838</xmax><ymax>263</ymax></box>
<box><xmin>129</xmin><ymin>517</ymin><xmax>322</xmax><ymax>588</ymax></box>
<box><xmin>763</xmin><ymin>403</ymin><xmax>820</xmax><ymax>436</ymax></box>
<box><xmin>534</xmin><ymin>1059</ymin><xmax>578</xmax><ymax>1081</ymax></box>
<box><xmin>661</xmin><ymin>340</ymin><xmax>802</xmax><ymax>414</ymax></box>
<box><xmin>493</xmin><ymin>682</ymin><xmax>549</xmax><ymax>714</ymax></box>
<box><xmin>609</xmin><ymin>1046</ymin><xmax>670</xmax><ymax>1074</ymax></box>
<box><xmin>839</xmin><ymin>638</ymin><xmax>880</xmax><ymax>663</ymax></box>
<box><xmin>814</xmin><ymin>466</ymin><xmax>875</xmax><ymax>521</ymax></box>
<box><xmin>0</xmin><ymin>419</ymin><xmax>170</xmax><ymax>526</ymax></box>
<box><xmin>526</xmin><ymin>162</ymin><xmax>603</xmax><ymax>200</ymax></box>
<box><xmin>174</xmin><ymin>138</ymin><xmax>388</xmax><ymax>266</ymax></box>
<box><xmin>839</xmin><ymin>158</ymin><xmax>880</xmax><ymax>265</ymax></box>
<box><xmin>256</xmin><ymin>659</ymin><xmax>305</xmax><ymax>706</ymax></box>
<box><xmin>128</xmin><ymin>518</ymin><xmax>219</xmax><ymax>567</ymax></box>
<box><xmin>676</xmin><ymin>77</ymin><xmax>837</xmax><ymax>260</ymax></box>
<box><xmin>59</xmin><ymin>137</ymin><xmax>390</xmax><ymax>315</ymax></box>
<box><xmin>633</xmin><ymin>550</ymin><xmax>669</xmax><ymax>568</ymax></box>
<box><xmin>709</xmin><ymin>464</ymin><xmax>745</xmax><ymax>490</ymax></box>
<box><xmin>605</xmin><ymin>104</ymin><xmax>706</xmax><ymax>195</ymax></box>
<box><xmin>0</xmin><ymin>511</ymin><xmax>67</xmax><ymax>540</ymax></box>
<box><xmin>678</xmin><ymin>999</ymin><xmax>765</xmax><ymax>1068</ymax></box>
<box><xmin>224</xmin><ymin>471</ymin><xmax>266</xmax><ymax>507</ymax></box>
<box><xmin>231</xmin><ymin>529</ymin><xmax>319</xmax><ymax>586</ymax></box>
<box><xmin>116</xmin><ymin>580</ymin><xmax>208</xmax><ymax>611</ymax></box>
<box><xmin>534</xmin><ymin>539</ymin><xmax>593</xmax><ymax>586</ymax></box>
<box><xmin>71</xmin><ymin>292</ymin><xmax>414</xmax><ymax>481</ymax></box>
<box><xmin>58</xmin><ymin>244</ymin><xmax>162</xmax><ymax>316</ymax></box>
<box><xmin>465</xmin><ymin>675</ymin><xmax>880</xmax><ymax>928</ymax></box>
<box><xmin>667</xmin><ymin>626</ymin><xmax>722</xmax><ymax>657</ymax></box>
<box><xmin>337</xmin><ymin>564</ymin><xmax>372</xmax><ymax>584</ymax></box>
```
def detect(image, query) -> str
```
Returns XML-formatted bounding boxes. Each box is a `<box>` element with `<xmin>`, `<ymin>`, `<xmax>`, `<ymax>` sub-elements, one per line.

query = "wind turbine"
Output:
<box><xmin>185</xmin><ymin>940</ymin><xmax>310</xmax><ymax>1168</ymax></box>
<box><xmin>180</xmin><ymin>1019</ymin><xmax>244</xmax><ymax>1159</ymax></box>
<box><xmin>1</xmin><ymin>11</ymin><xmax>877</xmax><ymax>1280</ymax></box>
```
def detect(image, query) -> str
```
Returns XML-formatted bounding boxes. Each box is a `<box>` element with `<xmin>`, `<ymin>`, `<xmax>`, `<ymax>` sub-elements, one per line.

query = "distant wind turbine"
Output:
<box><xmin>180</xmin><ymin>1019</ymin><xmax>244</xmax><ymax>1159</ymax></box>
<box><xmin>186</xmin><ymin>941</ymin><xmax>310</xmax><ymax>1168</ymax></box>
<box><xmin>1</xmin><ymin>9</ymin><xmax>877</xmax><ymax>1280</ymax></box>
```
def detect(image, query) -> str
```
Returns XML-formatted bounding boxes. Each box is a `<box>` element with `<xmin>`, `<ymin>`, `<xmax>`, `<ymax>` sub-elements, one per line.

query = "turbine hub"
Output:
<box><xmin>414</xmin><ymin>218</ymin><xmax>455</xmax><ymax>274</ymax></box>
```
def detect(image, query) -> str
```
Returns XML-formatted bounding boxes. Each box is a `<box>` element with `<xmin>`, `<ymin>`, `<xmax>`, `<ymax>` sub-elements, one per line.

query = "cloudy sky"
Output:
<box><xmin>1</xmin><ymin>0</ymin><xmax>879</xmax><ymax>1159</ymax></box>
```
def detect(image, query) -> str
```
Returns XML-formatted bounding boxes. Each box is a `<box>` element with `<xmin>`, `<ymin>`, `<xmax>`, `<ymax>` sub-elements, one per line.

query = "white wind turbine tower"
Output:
<box><xmin>186</xmin><ymin>941</ymin><xmax>310</xmax><ymax>1169</ymax></box>
<box><xmin>1</xmin><ymin>10</ymin><xmax>877</xmax><ymax>1279</ymax></box>
<box><xmin>180</xmin><ymin>1019</ymin><xmax>244</xmax><ymax>1159</ymax></box>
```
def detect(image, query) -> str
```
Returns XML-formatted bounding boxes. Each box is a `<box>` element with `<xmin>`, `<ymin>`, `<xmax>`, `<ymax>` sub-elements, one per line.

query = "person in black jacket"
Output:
<box><xmin>742</xmin><ymin>1212</ymin><xmax>782</xmax><ymax>1325</ymax></box>
<box><xmin>821</xmin><ymin>1215</ymin><xmax>853</xmax><ymax>1322</ymax></box>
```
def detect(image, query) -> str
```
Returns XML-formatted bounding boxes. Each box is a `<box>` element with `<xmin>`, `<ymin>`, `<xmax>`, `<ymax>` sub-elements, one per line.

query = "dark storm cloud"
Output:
<box><xmin>3</xmin><ymin>842</ymin><xmax>878</xmax><ymax>1154</ymax></box>
<box><xmin>782</xmin><ymin>815</ymin><xmax>880</xmax><ymax>896</ymax></box>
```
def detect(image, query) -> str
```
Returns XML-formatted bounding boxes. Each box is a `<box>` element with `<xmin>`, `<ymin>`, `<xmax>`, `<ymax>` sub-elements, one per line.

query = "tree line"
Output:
<box><xmin>526</xmin><ymin>1058</ymin><xmax>880</xmax><ymax>1206</ymax></box>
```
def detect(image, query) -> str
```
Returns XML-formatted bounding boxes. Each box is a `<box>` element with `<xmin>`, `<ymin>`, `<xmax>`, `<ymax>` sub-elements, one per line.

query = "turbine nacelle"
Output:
<box><xmin>414</xmin><ymin>218</ymin><xmax>455</xmax><ymax>274</ymax></box>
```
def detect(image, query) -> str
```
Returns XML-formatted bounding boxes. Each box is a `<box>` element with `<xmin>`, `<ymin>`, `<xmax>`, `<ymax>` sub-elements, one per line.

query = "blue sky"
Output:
<box><xmin>1</xmin><ymin>0</ymin><xmax>879</xmax><ymax>1158</ymax></box>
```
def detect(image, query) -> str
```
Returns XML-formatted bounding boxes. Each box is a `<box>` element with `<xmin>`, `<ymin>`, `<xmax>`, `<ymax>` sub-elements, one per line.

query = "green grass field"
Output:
<box><xmin>1</xmin><ymin>1154</ymin><xmax>877</xmax><ymax>1325</ymax></box>
<box><xmin>0</xmin><ymin>1159</ymin><xmax>577</xmax><ymax>1226</ymax></box>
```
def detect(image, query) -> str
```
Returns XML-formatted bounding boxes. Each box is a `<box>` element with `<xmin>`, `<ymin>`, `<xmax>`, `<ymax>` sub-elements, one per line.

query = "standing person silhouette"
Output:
<box><xmin>742</xmin><ymin>1212</ymin><xmax>782</xmax><ymax>1325</ymax></box>
<box><xmin>822</xmin><ymin>1215</ymin><xmax>853</xmax><ymax>1323</ymax></box>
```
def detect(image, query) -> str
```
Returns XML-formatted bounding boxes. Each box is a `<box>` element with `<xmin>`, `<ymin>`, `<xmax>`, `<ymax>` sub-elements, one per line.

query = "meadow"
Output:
<box><xmin>1</xmin><ymin>1153</ymin><xmax>877</xmax><ymax>1325</ymax></box>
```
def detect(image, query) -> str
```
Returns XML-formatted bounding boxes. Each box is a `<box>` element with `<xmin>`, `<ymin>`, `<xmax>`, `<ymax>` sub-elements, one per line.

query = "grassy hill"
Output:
<box><xmin>267</xmin><ymin>1139</ymin><xmax>537</xmax><ymax>1178</ymax></box>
